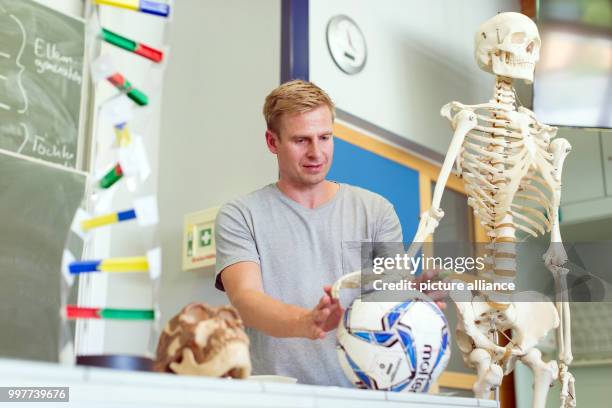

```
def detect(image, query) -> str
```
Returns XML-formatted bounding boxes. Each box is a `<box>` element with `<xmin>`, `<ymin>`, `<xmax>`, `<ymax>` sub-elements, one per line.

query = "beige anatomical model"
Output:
<box><xmin>154</xmin><ymin>303</ymin><xmax>252</xmax><ymax>378</ymax></box>
<box><xmin>428</xmin><ymin>12</ymin><xmax>574</xmax><ymax>408</ymax></box>
<box><xmin>333</xmin><ymin>12</ymin><xmax>574</xmax><ymax>408</ymax></box>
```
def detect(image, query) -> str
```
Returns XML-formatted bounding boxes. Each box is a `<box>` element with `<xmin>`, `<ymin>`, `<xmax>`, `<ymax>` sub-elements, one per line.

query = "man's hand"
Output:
<box><xmin>299</xmin><ymin>286</ymin><xmax>344</xmax><ymax>340</ymax></box>
<box><xmin>222</xmin><ymin>262</ymin><xmax>346</xmax><ymax>339</ymax></box>
<box><xmin>414</xmin><ymin>269</ymin><xmax>447</xmax><ymax>310</ymax></box>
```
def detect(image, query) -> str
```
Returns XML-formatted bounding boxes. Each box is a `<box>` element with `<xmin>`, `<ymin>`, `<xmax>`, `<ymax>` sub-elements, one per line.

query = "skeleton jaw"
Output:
<box><xmin>492</xmin><ymin>51</ymin><xmax>535</xmax><ymax>83</ymax></box>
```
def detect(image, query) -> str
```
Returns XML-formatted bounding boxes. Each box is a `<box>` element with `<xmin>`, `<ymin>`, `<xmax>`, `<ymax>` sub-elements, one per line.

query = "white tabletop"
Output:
<box><xmin>0</xmin><ymin>358</ymin><xmax>498</xmax><ymax>408</ymax></box>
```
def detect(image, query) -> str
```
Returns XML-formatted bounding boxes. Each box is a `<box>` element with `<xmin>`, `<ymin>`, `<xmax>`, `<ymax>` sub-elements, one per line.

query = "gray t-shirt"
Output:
<box><xmin>214</xmin><ymin>182</ymin><xmax>402</xmax><ymax>387</ymax></box>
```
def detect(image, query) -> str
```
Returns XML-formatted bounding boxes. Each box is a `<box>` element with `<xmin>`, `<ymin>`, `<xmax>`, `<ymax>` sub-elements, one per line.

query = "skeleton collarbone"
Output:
<box><xmin>445</xmin><ymin>101</ymin><xmax>559</xmax><ymax>237</ymax></box>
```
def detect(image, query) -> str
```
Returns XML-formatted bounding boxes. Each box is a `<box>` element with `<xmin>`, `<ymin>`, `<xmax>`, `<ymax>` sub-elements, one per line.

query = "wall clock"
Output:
<box><xmin>326</xmin><ymin>15</ymin><xmax>367</xmax><ymax>75</ymax></box>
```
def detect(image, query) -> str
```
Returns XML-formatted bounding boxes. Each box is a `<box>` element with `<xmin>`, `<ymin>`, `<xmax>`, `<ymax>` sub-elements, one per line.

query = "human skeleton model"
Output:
<box><xmin>332</xmin><ymin>13</ymin><xmax>575</xmax><ymax>408</ymax></box>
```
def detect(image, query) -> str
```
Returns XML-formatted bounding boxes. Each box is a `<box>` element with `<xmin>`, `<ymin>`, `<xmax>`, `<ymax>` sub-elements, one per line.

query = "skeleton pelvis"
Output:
<box><xmin>454</xmin><ymin>292</ymin><xmax>559</xmax><ymax>374</ymax></box>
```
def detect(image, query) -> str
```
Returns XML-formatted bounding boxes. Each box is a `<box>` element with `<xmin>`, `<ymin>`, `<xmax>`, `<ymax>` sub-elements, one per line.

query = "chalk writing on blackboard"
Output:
<box><xmin>34</xmin><ymin>39</ymin><xmax>83</xmax><ymax>85</ymax></box>
<box><xmin>0</xmin><ymin>0</ymin><xmax>85</xmax><ymax>168</ymax></box>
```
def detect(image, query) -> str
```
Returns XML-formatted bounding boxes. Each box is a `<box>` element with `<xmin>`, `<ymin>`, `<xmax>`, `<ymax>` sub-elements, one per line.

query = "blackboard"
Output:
<box><xmin>0</xmin><ymin>0</ymin><xmax>85</xmax><ymax>168</ymax></box>
<box><xmin>0</xmin><ymin>151</ymin><xmax>86</xmax><ymax>362</ymax></box>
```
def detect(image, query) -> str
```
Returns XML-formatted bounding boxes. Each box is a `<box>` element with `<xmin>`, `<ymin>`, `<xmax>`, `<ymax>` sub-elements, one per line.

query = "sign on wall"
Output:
<box><xmin>183</xmin><ymin>207</ymin><xmax>220</xmax><ymax>271</ymax></box>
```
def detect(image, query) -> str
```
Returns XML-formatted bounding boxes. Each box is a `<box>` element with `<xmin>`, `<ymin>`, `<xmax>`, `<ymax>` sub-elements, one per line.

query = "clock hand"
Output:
<box><xmin>344</xmin><ymin>30</ymin><xmax>356</xmax><ymax>61</ymax></box>
<box><xmin>346</xmin><ymin>30</ymin><xmax>356</xmax><ymax>51</ymax></box>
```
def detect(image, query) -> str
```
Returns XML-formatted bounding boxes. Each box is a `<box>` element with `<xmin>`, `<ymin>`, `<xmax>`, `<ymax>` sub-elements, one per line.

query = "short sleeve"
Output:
<box><xmin>374</xmin><ymin>199</ymin><xmax>403</xmax><ymax>243</ymax></box>
<box><xmin>214</xmin><ymin>202</ymin><xmax>260</xmax><ymax>291</ymax></box>
<box><xmin>372</xmin><ymin>199</ymin><xmax>404</xmax><ymax>267</ymax></box>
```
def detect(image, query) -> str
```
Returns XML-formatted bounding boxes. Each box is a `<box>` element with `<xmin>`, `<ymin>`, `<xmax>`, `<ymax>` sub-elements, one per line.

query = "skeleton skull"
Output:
<box><xmin>154</xmin><ymin>303</ymin><xmax>252</xmax><ymax>378</ymax></box>
<box><xmin>474</xmin><ymin>12</ymin><xmax>541</xmax><ymax>83</ymax></box>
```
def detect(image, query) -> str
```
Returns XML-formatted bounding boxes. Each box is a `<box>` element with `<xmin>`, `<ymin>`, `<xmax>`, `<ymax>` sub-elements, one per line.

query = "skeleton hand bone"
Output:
<box><xmin>559</xmin><ymin>364</ymin><xmax>576</xmax><ymax>408</ymax></box>
<box><xmin>543</xmin><ymin>245</ymin><xmax>568</xmax><ymax>269</ymax></box>
<box><xmin>415</xmin><ymin>207</ymin><xmax>444</xmax><ymax>238</ymax></box>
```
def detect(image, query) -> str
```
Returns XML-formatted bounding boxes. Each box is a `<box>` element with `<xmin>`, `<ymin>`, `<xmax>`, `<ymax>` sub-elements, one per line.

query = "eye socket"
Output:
<box><xmin>511</xmin><ymin>32</ymin><xmax>526</xmax><ymax>44</ymax></box>
<box><xmin>217</xmin><ymin>308</ymin><xmax>239</xmax><ymax>322</ymax></box>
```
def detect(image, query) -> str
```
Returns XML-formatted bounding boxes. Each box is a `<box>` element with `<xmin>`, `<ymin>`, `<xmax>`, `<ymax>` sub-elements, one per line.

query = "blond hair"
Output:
<box><xmin>263</xmin><ymin>79</ymin><xmax>335</xmax><ymax>134</ymax></box>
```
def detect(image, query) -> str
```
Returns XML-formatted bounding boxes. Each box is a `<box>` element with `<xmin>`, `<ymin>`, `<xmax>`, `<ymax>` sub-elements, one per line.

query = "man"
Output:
<box><xmin>214</xmin><ymin>80</ymin><xmax>402</xmax><ymax>387</ymax></box>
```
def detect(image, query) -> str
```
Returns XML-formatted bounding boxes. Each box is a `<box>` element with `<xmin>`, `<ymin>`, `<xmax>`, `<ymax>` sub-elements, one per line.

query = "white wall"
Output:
<box><xmin>309</xmin><ymin>0</ymin><xmax>521</xmax><ymax>156</ymax></box>
<box><xmin>156</xmin><ymin>0</ymin><xmax>280</xmax><ymax>324</ymax></box>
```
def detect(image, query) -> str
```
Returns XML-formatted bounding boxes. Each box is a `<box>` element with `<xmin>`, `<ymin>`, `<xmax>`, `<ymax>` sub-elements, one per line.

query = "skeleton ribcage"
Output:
<box><xmin>458</xmin><ymin>108</ymin><xmax>558</xmax><ymax>239</ymax></box>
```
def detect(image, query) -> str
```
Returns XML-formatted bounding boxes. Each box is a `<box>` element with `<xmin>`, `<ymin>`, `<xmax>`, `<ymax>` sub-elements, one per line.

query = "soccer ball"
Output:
<box><xmin>337</xmin><ymin>297</ymin><xmax>451</xmax><ymax>392</ymax></box>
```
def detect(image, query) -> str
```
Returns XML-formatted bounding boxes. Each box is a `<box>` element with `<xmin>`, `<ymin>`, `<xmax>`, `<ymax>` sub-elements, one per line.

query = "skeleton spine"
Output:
<box><xmin>489</xmin><ymin>76</ymin><xmax>517</xmax><ymax>287</ymax></box>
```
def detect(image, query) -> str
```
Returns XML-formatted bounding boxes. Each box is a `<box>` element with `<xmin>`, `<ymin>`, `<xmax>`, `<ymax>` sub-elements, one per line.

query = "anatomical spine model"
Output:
<box><xmin>420</xmin><ymin>12</ymin><xmax>574</xmax><ymax>408</ymax></box>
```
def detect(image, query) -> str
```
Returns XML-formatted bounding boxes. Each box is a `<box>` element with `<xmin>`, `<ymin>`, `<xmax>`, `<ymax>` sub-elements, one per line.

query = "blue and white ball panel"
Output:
<box><xmin>344</xmin><ymin>301</ymin><xmax>401</xmax><ymax>331</ymax></box>
<box><xmin>337</xmin><ymin>299</ymin><xmax>451</xmax><ymax>392</ymax></box>
<box><xmin>337</xmin><ymin>328</ymin><xmax>413</xmax><ymax>390</ymax></box>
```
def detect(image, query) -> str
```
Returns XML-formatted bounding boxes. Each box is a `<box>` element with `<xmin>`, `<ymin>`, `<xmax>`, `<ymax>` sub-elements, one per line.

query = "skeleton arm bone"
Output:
<box><xmin>542</xmin><ymin>138</ymin><xmax>575</xmax><ymax>408</ymax></box>
<box><xmin>542</xmin><ymin>140</ymin><xmax>570</xmax><ymax>271</ymax></box>
<box><xmin>331</xmin><ymin>270</ymin><xmax>361</xmax><ymax>299</ymax></box>
<box><xmin>547</xmin><ymin>138</ymin><xmax>570</xmax><ymax>243</ymax></box>
<box><xmin>543</xmin><ymin>138</ymin><xmax>573</xmax><ymax>361</ymax></box>
<box><xmin>405</xmin><ymin>109</ymin><xmax>478</xmax><ymax>261</ymax></box>
<box><xmin>435</xmin><ymin>108</ymin><xmax>479</xmax><ymax>208</ymax></box>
